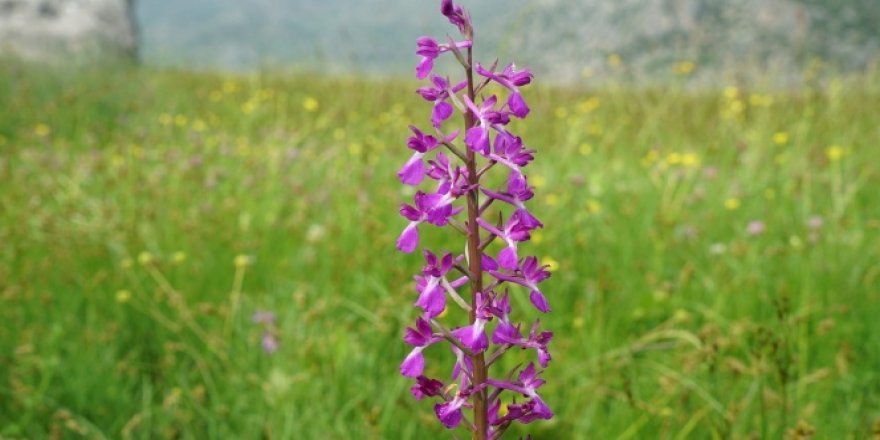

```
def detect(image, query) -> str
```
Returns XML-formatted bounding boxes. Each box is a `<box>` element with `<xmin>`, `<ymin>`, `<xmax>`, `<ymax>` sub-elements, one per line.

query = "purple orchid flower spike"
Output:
<box><xmin>489</xmin><ymin>256</ymin><xmax>551</xmax><ymax>313</ymax></box>
<box><xmin>475</xmin><ymin>62</ymin><xmax>534</xmax><ymax>118</ymax></box>
<box><xmin>417</xmin><ymin>75</ymin><xmax>468</xmax><ymax>128</ymax></box>
<box><xmin>415</xmin><ymin>251</ymin><xmax>468</xmax><ymax>318</ymax></box>
<box><xmin>492</xmin><ymin>320</ymin><xmax>553</xmax><ymax>367</ymax></box>
<box><xmin>435</xmin><ymin>381</ymin><xmax>488</xmax><ymax>429</ymax></box>
<box><xmin>482</xmin><ymin>174</ymin><xmax>542</xmax><ymax>229</ymax></box>
<box><xmin>463</xmin><ymin>95</ymin><xmax>512</xmax><ymax>155</ymax></box>
<box><xmin>451</xmin><ymin>345</ymin><xmax>475</xmax><ymax>381</ymax></box>
<box><xmin>527</xmin><ymin>322</ymin><xmax>554</xmax><ymax>367</ymax></box>
<box><xmin>489</xmin><ymin>290</ymin><xmax>512</xmax><ymax>322</ymax></box>
<box><xmin>477</xmin><ymin>210</ymin><xmax>537</xmax><ymax>270</ymax></box>
<box><xmin>399</xmin><ymin>125</ymin><xmax>440</xmax><ymax>185</ymax></box>
<box><xmin>434</xmin><ymin>384</ymin><xmax>469</xmax><ymax>428</ymax></box>
<box><xmin>485</xmin><ymin>134</ymin><xmax>536</xmax><ymax>189</ymax></box>
<box><xmin>401</xmin><ymin>317</ymin><xmax>443</xmax><ymax>377</ymax></box>
<box><xmin>488</xmin><ymin>363</ymin><xmax>553</xmax><ymax>423</ymax></box>
<box><xmin>426</xmin><ymin>152</ymin><xmax>473</xmax><ymax>199</ymax></box>
<box><xmin>451</xmin><ymin>292</ymin><xmax>493</xmax><ymax>353</ymax></box>
<box><xmin>416</xmin><ymin>36</ymin><xmax>473</xmax><ymax>80</ymax></box>
<box><xmin>399</xmin><ymin>1</ymin><xmax>553</xmax><ymax>436</ymax></box>
<box><xmin>397</xmin><ymin>190</ymin><xmax>463</xmax><ymax>253</ymax></box>
<box><xmin>441</xmin><ymin>0</ymin><xmax>472</xmax><ymax>36</ymax></box>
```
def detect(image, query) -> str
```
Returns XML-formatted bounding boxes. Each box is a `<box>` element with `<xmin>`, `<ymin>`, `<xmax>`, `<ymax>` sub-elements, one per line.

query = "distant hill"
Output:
<box><xmin>136</xmin><ymin>0</ymin><xmax>879</xmax><ymax>85</ymax></box>
<box><xmin>136</xmin><ymin>0</ymin><xmax>526</xmax><ymax>74</ymax></box>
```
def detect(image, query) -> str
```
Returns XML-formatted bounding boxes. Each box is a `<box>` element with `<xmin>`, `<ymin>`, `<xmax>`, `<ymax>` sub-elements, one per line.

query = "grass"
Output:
<box><xmin>1</xmin><ymin>59</ymin><xmax>879</xmax><ymax>439</ymax></box>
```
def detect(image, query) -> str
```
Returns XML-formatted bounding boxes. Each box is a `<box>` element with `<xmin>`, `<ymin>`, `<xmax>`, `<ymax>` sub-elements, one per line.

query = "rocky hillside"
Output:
<box><xmin>0</xmin><ymin>0</ymin><xmax>138</xmax><ymax>61</ymax></box>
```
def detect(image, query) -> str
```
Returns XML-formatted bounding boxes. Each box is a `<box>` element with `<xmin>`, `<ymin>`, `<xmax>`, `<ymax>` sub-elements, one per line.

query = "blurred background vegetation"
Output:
<box><xmin>138</xmin><ymin>0</ymin><xmax>880</xmax><ymax>84</ymax></box>
<box><xmin>1</xmin><ymin>0</ymin><xmax>879</xmax><ymax>438</ymax></box>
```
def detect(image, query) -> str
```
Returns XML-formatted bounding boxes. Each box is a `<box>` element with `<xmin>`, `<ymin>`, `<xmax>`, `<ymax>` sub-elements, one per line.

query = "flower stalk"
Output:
<box><xmin>462</xmin><ymin>44</ymin><xmax>490</xmax><ymax>438</ymax></box>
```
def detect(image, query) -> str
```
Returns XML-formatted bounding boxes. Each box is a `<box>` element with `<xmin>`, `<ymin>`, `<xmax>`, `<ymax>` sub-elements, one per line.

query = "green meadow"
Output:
<box><xmin>1</xmin><ymin>61</ymin><xmax>879</xmax><ymax>439</ymax></box>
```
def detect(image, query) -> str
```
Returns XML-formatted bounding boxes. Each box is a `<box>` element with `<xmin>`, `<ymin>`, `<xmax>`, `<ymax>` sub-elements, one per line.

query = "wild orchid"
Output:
<box><xmin>396</xmin><ymin>1</ymin><xmax>553</xmax><ymax>438</ymax></box>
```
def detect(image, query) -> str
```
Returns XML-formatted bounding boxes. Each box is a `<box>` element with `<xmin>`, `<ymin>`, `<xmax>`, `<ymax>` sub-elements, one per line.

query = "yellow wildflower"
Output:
<box><xmin>137</xmin><ymin>251</ymin><xmax>154</xmax><ymax>265</ymax></box>
<box><xmin>234</xmin><ymin>254</ymin><xmax>253</xmax><ymax>268</ymax></box>
<box><xmin>723</xmin><ymin>86</ymin><xmax>739</xmax><ymax>99</ymax></box>
<box><xmin>825</xmin><ymin>145</ymin><xmax>845</xmax><ymax>161</ymax></box>
<box><xmin>115</xmin><ymin>290</ymin><xmax>132</xmax><ymax>304</ymax></box>
<box><xmin>665</xmin><ymin>152</ymin><xmax>682</xmax><ymax>166</ymax></box>
<box><xmin>531</xmin><ymin>175</ymin><xmax>547</xmax><ymax>189</ymax></box>
<box><xmin>681</xmin><ymin>152</ymin><xmax>700</xmax><ymax>167</ymax></box>
<box><xmin>724</xmin><ymin>198</ymin><xmax>741</xmax><ymax>210</ymax></box>
<box><xmin>773</xmin><ymin>132</ymin><xmax>789</xmax><ymax>145</ymax></box>
<box><xmin>607</xmin><ymin>53</ymin><xmax>622</xmax><ymax>68</ymax></box>
<box><xmin>728</xmin><ymin>100</ymin><xmax>745</xmax><ymax>114</ymax></box>
<box><xmin>303</xmin><ymin>97</ymin><xmax>320</xmax><ymax>112</ymax></box>
<box><xmin>241</xmin><ymin>101</ymin><xmax>257</xmax><ymax>114</ymax></box>
<box><xmin>347</xmin><ymin>142</ymin><xmax>363</xmax><ymax>157</ymax></box>
<box><xmin>673</xmin><ymin>61</ymin><xmax>695</xmax><ymax>75</ymax></box>
<box><xmin>579</xmin><ymin>143</ymin><xmax>593</xmax><ymax>156</ymax></box>
<box><xmin>577</xmin><ymin>97</ymin><xmax>600</xmax><ymax>113</ymax></box>
<box><xmin>172</xmin><ymin>251</ymin><xmax>187</xmax><ymax>264</ymax></box>
<box><xmin>222</xmin><ymin>80</ymin><xmax>239</xmax><ymax>94</ymax></box>
<box><xmin>33</xmin><ymin>123</ymin><xmax>51</xmax><ymax>137</ymax></box>
<box><xmin>542</xmin><ymin>257</ymin><xmax>560</xmax><ymax>272</ymax></box>
<box><xmin>749</xmin><ymin>94</ymin><xmax>774</xmax><ymax>107</ymax></box>
<box><xmin>531</xmin><ymin>232</ymin><xmax>544</xmax><ymax>245</ymax></box>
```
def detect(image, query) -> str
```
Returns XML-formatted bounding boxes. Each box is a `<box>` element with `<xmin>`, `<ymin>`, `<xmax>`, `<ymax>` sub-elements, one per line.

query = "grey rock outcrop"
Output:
<box><xmin>0</xmin><ymin>0</ymin><xmax>138</xmax><ymax>61</ymax></box>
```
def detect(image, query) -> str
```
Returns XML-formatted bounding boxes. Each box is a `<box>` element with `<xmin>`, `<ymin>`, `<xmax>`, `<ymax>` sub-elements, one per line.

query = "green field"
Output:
<box><xmin>1</xmin><ymin>61</ymin><xmax>879</xmax><ymax>439</ymax></box>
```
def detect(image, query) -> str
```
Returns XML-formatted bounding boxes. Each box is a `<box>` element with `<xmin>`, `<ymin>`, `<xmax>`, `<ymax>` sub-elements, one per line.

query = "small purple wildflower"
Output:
<box><xmin>401</xmin><ymin>317</ymin><xmax>442</xmax><ymax>377</ymax></box>
<box><xmin>252</xmin><ymin>310</ymin><xmax>276</xmax><ymax>325</ymax></box>
<box><xmin>252</xmin><ymin>310</ymin><xmax>279</xmax><ymax>354</ymax></box>
<box><xmin>398</xmin><ymin>2</ymin><xmax>553</xmax><ymax>438</ymax></box>
<box><xmin>475</xmin><ymin>63</ymin><xmax>533</xmax><ymax>118</ymax></box>
<box><xmin>416</xmin><ymin>37</ymin><xmax>472</xmax><ymax>80</ymax></box>
<box><xmin>747</xmin><ymin>220</ymin><xmax>766</xmax><ymax>236</ymax></box>
<box><xmin>397</xmin><ymin>190</ymin><xmax>463</xmax><ymax>253</ymax></box>
<box><xmin>477</xmin><ymin>211</ymin><xmax>538</xmax><ymax>270</ymax></box>
<box><xmin>417</xmin><ymin>75</ymin><xmax>468</xmax><ymax>129</ymax></box>
<box><xmin>489</xmin><ymin>256</ymin><xmax>551</xmax><ymax>313</ymax></box>
<box><xmin>261</xmin><ymin>332</ymin><xmax>279</xmax><ymax>354</ymax></box>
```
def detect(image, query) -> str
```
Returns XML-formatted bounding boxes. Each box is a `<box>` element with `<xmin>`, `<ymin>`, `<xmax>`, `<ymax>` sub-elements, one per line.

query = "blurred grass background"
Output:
<box><xmin>1</xmin><ymin>60</ymin><xmax>879</xmax><ymax>438</ymax></box>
